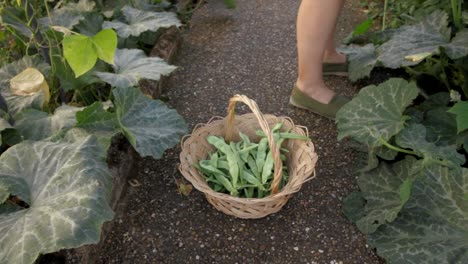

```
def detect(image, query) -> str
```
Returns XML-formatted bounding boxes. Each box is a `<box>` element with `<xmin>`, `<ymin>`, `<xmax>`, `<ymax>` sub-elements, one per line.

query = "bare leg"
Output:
<box><xmin>296</xmin><ymin>0</ymin><xmax>345</xmax><ymax>104</ymax></box>
<box><xmin>323</xmin><ymin>4</ymin><xmax>347</xmax><ymax>63</ymax></box>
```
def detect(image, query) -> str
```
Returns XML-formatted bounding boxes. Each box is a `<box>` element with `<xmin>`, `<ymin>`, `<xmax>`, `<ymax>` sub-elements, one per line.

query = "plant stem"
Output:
<box><xmin>451</xmin><ymin>0</ymin><xmax>462</xmax><ymax>31</ymax></box>
<box><xmin>378</xmin><ymin>137</ymin><xmax>418</xmax><ymax>156</ymax></box>
<box><xmin>382</xmin><ymin>0</ymin><xmax>388</xmax><ymax>31</ymax></box>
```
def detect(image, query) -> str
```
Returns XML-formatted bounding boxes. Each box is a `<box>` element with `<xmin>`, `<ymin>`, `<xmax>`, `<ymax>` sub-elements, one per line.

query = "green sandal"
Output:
<box><xmin>323</xmin><ymin>61</ymin><xmax>348</xmax><ymax>76</ymax></box>
<box><xmin>289</xmin><ymin>85</ymin><xmax>350</xmax><ymax>120</ymax></box>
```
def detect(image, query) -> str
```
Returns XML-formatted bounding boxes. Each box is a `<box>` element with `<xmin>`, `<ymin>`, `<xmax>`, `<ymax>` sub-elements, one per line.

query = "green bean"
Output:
<box><xmin>272</xmin><ymin>122</ymin><xmax>283</xmax><ymax>133</ymax></box>
<box><xmin>258</xmin><ymin>189</ymin><xmax>264</xmax><ymax>198</ymax></box>
<box><xmin>261</xmin><ymin>150</ymin><xmax>274</xmax><ymax>184</ymax></box>
<box><xmin>239</xmin><ymin>132</ymin><xmax>251</xmax><ymax>145</ymax></box>
<box><xmin>217</xmin><ymin>160</ymin><xmax>230</xmax><ymax>172</ymax></box>
<box><xmin>209</xmin><ymin>152</ymin><xmax>219</xmax><ymax>167</ymax></box>
<box><xmin>244</xmin><ymin>187</ymin><xmax>254</xmax><ymax>198</ymax></box>
<box><xmin>256</xmin><ymin>137</ymin><xmax>268</xmax><ymax>175</ymax></box>
<box><xmin>213</xmin><ymin>184</ymin><xmax>224</xmax><ymax>192</ymax></box>
<box><xmin>256</xmin><ymin>131</ymin><xmax>310</xmax><ymax>141</ymax></box>
<box><xmin>214</xmin><ymin>173</ymin><xmax>238</xmax><ymax>196</ymax></box>
<box><xmin>247</xmin><ymin>155</ymin><xmax>260</xmax><ymax>179</ymax></box>
<box><xmin>243</xmin><ymin>170</ymin><xmax>266</xmax><ymax>191</ymax></box>
<box><xmin>208</xmin><ymin>136</ymin><xmax>239</xmax><ymax>187</ymax></box>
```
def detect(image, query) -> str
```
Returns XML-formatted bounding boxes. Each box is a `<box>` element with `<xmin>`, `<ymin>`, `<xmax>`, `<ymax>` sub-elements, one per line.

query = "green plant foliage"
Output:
<box><xmin>0</xmin><ymin>110</ymin><xmax>11</xmax><ymax>145</ymax></box>
<box><xmin>112</xmin><ymin>86</ymin><xmax>187</xmax><ymax>158</ymax></box>
<box><xmin>223</xmin><ymin>0</ymin><xmax>236</xmax><ymax>9</ymax></box>
<box><xmin>0</xmin><ymin>133</ymin><xmax>114</xmax><ymax>264</ymax></box>
<box><xmin>39</xmin><ymin>0</ymin><xmax>96</xmax><ymax>29</ymax></box>
<box><xmin>0</xmin><ymin>57</ymin><xmax>50</xmax><ymax>115</ymax></box>
<box><xmin>449</xmin><ymin>100</ymin><xmax>468</xmax><ymax>134</ymax></box>
<box><xmin>341</xmin><ymin>43</ymin><xmax>378</xmax><ymax>82</ymax></box>
<box><xmin>344</xmin><ymin>156</ymin><xmax>422</xmax><ymax>234</ymax></box>
<box><xmin>102</xmin><ymin>5</ymin><xmax>181</xmax><ymax>38</ymax></box>
<box><xmin>368</xmin><ymin>165</ymin><xmax>468</xmax><ymax>264</ymax></box>
<box><xmin>95</xmin><ymin>48</ymin><xmax>176</xmax><ymax>88</ymax></box>
<box><xmin>63</xmin><ymin>29</ymin><xmax>117</xmax><ymax>77</ymax></box>
<box><xmin>75</xmin><ymin>101</ymin><xmax>117</xmax><ymax>149</ymax></box>
<box><xmin>14</xmin><ymin>105</ymin><xmax>82</xmax><ymax>141</ymax></box>
<box><xmin>346</xmin><ymin>10</ymin><xmax>468</xmax><ymax>81</ymax></box>
<box><xmin>395</xmin><ymin>123</ymin><xmax>465</xmax><ymax>166</ymax></box>
<box><xmin>337</xmin><ymin>78</ymin><xmax>419</xmax><ymax>147</ymax></box>
<box><xmin>338</xmin><ymin>77</ymin><xmax>468</xmax><ymax>262</ymax></box>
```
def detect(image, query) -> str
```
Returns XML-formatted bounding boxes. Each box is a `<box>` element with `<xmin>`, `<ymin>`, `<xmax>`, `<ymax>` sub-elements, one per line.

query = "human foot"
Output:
<box><xmin>323</xmin><ymin>51</ymin><xmax>348</xmax><ymax>76</ymax></box>
<box><xmin>289</xmin><ymin>84</ymin><xmax>349</xmax><ymax>120</ymax></box>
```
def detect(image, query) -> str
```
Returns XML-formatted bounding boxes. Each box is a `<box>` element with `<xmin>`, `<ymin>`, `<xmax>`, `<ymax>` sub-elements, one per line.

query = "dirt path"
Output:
<box><xmin>98</xmin><ymin>1</ymin><xmax>384</xmax><ymax>263</ymax></box>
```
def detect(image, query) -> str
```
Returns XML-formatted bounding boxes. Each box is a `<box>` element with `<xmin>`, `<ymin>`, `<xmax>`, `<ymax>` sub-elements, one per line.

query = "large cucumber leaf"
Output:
<box><xmin>369</xmin><ymin>165</ymin><xmax>468</xmax><ymax>264</ymax></box>
<box><xmin>75</xmin><ymin>101</ymin><xmax>118</xmax><ymax>150</ymax></box>
<box><xmin>0</xmin><ymin>57</ymin><xmax>50</xmax><ymax>115</ymax></box>
<box><xmin>39</xmin><ymin>0</ymin><xmax>96</xmax><ymax>29</ymax></box>
<box><xmin>377</xmin><ymin>10</ymin><xmax>468</xmax><ymax>68</ymax></box>
<box><xmin>347</xmin><ymin>11</ymin><xmax>468</xmax><ymax>80</ymax></box>
<box><xmin>395</xmin><ymin>123</ymin><xmax>465</xmax><ymax>167</ymax></box>
<box><xmin>340</xmin><ymin>43</ymin><xmax>378</xmax><ymax>81</ymax></box>
<box><xmin>102</xmin><ymin>5</ymin><xmax>181</xmax><ymax>38</ymax></box>
<box><xmin>0</xmin><ymin>133</ymin><xmax>114</xmax><ymax>264</ymax></box>
<box><xmin>95</xmin><ymin>49</ymin><xmax>176</xmax><ymax>88</ymax></box>
<box><xmin>337</xmin><ymin>78</ymin><xmax>419</xmax><ymax>146</ymax></box>
<box><xmin>444</xmin><ymin>30</ymin><xmax>468</xmax><ymax>60</ymax></box>
<box><xmin>344</xmin><ymin>156</ymin><xmax>422</xmax><ymax>234</ymax></box>
<box><xmin>14</xmin><ymin>105</ymin><xmax>82</xmax><ymax>141</ymax></box>
<box><xmin>113</xmin><ymin>86</ymin><xmax>187</xmax><ymax>158</ymax></box>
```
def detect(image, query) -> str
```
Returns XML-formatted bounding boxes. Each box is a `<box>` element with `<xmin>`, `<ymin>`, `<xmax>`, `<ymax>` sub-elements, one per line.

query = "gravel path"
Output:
<box><xmin>98</xmin><ymin>1</ymin><xmax>385</xmax><ymax>263</ymax></box>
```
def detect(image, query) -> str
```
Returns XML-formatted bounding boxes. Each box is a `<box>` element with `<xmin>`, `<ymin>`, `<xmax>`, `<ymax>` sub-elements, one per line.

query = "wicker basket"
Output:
<box><xmin>179</xmin><ymin>95</ymin><xmax>318</xmax><ymax>219</ymax></box>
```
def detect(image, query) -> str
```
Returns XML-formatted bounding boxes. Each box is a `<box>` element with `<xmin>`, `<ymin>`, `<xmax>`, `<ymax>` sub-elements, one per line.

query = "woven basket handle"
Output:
<box><xmin>225</xmin><ymin>95</ymin><xmax>283</xmax><ymax>195</ymax></box>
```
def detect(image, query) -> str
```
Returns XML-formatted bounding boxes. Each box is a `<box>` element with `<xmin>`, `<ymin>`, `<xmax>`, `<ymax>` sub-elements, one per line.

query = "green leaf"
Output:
<box><xmin>223</xmin><ymin>0</ymin><xmax>236</xmax><ymax>9</ymax></box>
<box><xmin>343</xmin><ymin>192</ymin><xmax>366</xmax><ymax>223</ymax></box>
<box><xmin>95</xmin><ymin>49</ymin><xmax>176</xmax><ymax>88</ymax></box>
<box><xmin>51</xmin><ymin>51</ymin><xmax>103</xmax><ymax>92</ymax></box>
<box><xmin>423</xmin><ymin>107</ymin><xmax>458</xmax><ymax>146</ymax></box>
<box><xmin>369</xmin><ymin>165</ymin><xmax>468</xmax><ymax>264</ymax></box>
<box><xmin>343</xmin><ymin>44</ymin><xmax>378</xmax><ymax>82</ymax></box>
<box><xmin>102</xmin><ymin>5</ymin><xmax>181</xmax><ymax>38</ymax></box>
<box><xmin>376</xmin><ymin>10</ymin><xmax>452</xmax><ymax>68</ymax></box>
<box><xmin>375</xmin><ymin>11</ymin><xmax>468</xmax><ymax>69</ymax></box>
<box><xmin>395</xmin><ymin>123</ymin><xmax>465</xmax><ymax>166</ymax></box>
<box><xmin>350</xmin><ymin>157</ymin><xmax>421</xmax><ymax>234</ymax></box>
<box><xmin>74</xmin><ymin>13</ymin><xmax>104</xmax><ymax>36</ymax></box>
<box><xmin>0</xmin><ymin>110</ymin><xmax>12</xmax><ymax>145</ymax></box>
<box><xmin>398</xmin><ymin>179</ymin><xmax>412</xmax><ymax>204</ymax></box>
<box><xmin>113</xmin><ymin>86</ymin><xmax>187</xmax><ymax>159</ymax></box>
<box><xmin>75</xmin><ymin>102</ymin><xmax>118</xmax><ymax>150</ymax></box>
<box><xmin>63</xmin><ymin>34</ymin><xmax>98</xmax><ymax>77</ymax></box>
<box><xmin>14</xmin><ymin>105</ymin><xmax>82</xmax><ymax>141</ymax></box>
<box><xmin>336</xmin><ymin>78</ymin><xmax>419</xmax><ymax>147</ymax></box>
<box><xmin>444</xmin><ymin>29</ymin><xmax>468</xmax><ymax>60</ymax></box>
<box><xmin>63</xmin><ymin>29</ymin><xmax>117</xmax><ymax>77</ymax></box>
<box><xmin>448</xmin><ymin>101</ymin><xmax>468</xmax><ymax>134</ymax></box>
<box><xmin>0</xmin><ymin>57</ymin><xmax>50</xmax><ymax>115</ymax></box>
<box><xmin>91</xmin><ymin>29</ymin><xmax>117</xmax><ymax>65</ymax></box>
<box><xmin>0</xmin><ymin>135</ymin><xmax>114</xmax><ymax>264</ymax></box>
<box><xmin>38</xmin><ymin>0</ymin><xmax>95</xmax><ymax>29</ymax></box>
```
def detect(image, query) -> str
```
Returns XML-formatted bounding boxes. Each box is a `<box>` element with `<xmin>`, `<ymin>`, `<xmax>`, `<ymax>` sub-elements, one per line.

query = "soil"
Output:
<box><xmin>95</xmin><ymin>0</ymin><xmax>386</xmax><ymax>263</ymax></box>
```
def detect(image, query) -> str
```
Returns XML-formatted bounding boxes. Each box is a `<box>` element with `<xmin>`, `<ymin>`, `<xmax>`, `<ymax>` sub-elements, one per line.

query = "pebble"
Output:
<box><xmin>318</xmin><ymin>249</ymin><xmax>324</xmax><ymax>253</ymax></box>
<box><xmin>293</xmin><ymin>247</ymin><xmax>299</xmax><ymax>251</ymax></box>
<box><xmin>196</xmin><ymin>255</ymin><xmax>200</xmax><ymax>260</ymax></box>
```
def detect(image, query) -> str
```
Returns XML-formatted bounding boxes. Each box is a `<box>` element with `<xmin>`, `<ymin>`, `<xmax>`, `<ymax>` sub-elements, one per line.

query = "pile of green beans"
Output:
<box><xmin>193</xmin><ymin>122</ymin><xmax>310</xmax><ymax>198</ymax></box>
